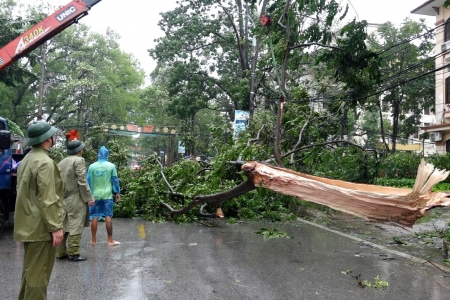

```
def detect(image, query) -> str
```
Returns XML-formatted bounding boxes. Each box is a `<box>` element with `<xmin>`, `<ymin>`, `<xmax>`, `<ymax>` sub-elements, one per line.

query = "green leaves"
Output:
<box><xmin>0</xmin><ymin>0</ymin><xmax>40</xmax><ymax>86</ymax></box>
<box><xmin>254</xmin><ymin>227</ymin><xmax>293</xmax><ymax>239</ymax></box>
<box><xmin>365</xmin><ymin>19</ymin><xmax>434</xmax><ymax>150</ymax></box>
<box><xmin>5</xmin><ymin>118</ymin><xmax>24</xmax><ymax>136</ymax></box>
<box><xmin>316</xmin><ymin>20</ymin><xmax>381</xmax><ymax>105</ymax></box>
<box><xmin>0</xmin><ymin>2</ymin><xmax>144</xmax><ymax>134</ymax></box>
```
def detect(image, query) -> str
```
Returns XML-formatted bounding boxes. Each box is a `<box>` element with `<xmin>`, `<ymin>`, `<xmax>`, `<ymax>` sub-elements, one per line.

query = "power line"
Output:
<box><xmin>279</xmin><ymin>21</ymin><xmax>443</xmax><ymax>106</ymax></box>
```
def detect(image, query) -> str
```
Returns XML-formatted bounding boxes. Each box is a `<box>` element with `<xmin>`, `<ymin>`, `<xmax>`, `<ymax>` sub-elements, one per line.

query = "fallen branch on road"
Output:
<box><xmin>160</xmin><ymin>159</ymin><xmax>450</xmax><ymax>227</ymax></box>
<box><xmin>242</xmin><ymin>160</ymin><xmax>450</xmax><ymax>227</ymax></box>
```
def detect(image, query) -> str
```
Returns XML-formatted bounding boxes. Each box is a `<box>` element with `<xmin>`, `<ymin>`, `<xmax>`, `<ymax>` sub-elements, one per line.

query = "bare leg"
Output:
<box><xmin>213</xmin><ymin>203</ymin><xmax>224</xmax><ymax>218</ymax></box>
<box><xmin>106</xmin><ymin>217</ymin><xmax>119</xmax><ymax>245</ymax></box>
<box><xmin>90</xmin><ymin>217</ymin><xmax>98</xmax><ymax>245</ymax></box>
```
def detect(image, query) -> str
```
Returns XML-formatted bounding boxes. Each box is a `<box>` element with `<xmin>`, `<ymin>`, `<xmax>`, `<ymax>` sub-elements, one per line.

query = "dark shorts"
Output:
<box><xmin>89</xmin><ymin>199</ymin><xmax>114</xmax><ymax>219</ymax></box>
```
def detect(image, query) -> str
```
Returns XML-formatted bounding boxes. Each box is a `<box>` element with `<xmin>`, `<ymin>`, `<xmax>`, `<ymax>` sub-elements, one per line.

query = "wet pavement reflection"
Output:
<box><xmin>0</xmin><ymin>218</ymin><xmax>449</xmax><ymax>299</ymax></box>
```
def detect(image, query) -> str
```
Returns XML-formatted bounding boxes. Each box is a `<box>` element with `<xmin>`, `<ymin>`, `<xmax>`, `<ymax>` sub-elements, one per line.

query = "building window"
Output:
<box><xmin>424</xmin><ymin>107</ymin><xmax>431</xmax><ymax>115</ymax></box>
<box><xmin>446</xmin><ymin>18</ymin><xmax>450</xmax><ymax>42</ymax></box>
<box><xmin>446</xmin><ymin>139</ymin><xmax>450</xmax><ymax>153</ymax></box>
<box><xmin>447</xmin><ymin>77</ymin><xmax>450</xmax><ymax>104</ymax></box>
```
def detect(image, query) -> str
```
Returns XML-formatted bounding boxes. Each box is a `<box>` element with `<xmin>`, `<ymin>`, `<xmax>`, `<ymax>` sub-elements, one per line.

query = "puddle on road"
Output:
<box><xmin>116</xmin><ymin>264</ymin><xmax>163</xmax><ymax>298</ymax></box>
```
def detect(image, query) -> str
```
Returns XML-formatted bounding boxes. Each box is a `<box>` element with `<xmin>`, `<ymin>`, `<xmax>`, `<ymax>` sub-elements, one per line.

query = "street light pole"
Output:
<box><xmin>37</xmin><ymin>42</ymin><xmax>47</xmax><ymax>120</ymax></box>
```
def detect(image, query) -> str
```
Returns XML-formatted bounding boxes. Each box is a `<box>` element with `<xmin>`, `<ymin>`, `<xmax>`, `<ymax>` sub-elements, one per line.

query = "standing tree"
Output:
<box><xmin>366</xmin><ymin>19</ymin><xmax>435</xmax><ymax>152</ymax></box>
<box><xmin>0</xmin><ymin>0</ymin><xmax>41</xmax><ymax>87</ymax></box>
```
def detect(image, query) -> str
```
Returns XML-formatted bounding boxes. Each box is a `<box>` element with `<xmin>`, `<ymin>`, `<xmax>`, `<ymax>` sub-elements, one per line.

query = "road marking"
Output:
<box><xmin>138</xmin><ymin>224</ymin><xmax>146</xmax><ymax>239</ymax></box>
<box><xmin>297</xmin><ymin>218</ymin><xmax>450</xmax><ymax>273</ymax></box>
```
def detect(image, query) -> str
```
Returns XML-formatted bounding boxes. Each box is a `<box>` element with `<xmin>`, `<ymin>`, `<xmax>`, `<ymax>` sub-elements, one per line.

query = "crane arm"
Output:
<box><xmin>0</xmin><ymin>0</ymin><xmax>102</xmax><ymax>72</ymax></box>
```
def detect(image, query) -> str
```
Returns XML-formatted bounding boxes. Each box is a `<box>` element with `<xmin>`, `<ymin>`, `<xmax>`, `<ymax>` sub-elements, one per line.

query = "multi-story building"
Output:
<box><xmin>412</xmin><ymin>0</ymin><xmax>450</xmax><ymax>153</ymax></box>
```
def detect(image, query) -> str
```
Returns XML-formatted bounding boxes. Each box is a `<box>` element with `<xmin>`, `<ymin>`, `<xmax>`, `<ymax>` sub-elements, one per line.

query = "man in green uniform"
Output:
<box><xmin>14</xmin><ymin>121</ymin><xmax>64</xmax><ymax>300</ymax></box>
<box><xmin>56</xmin><ymin>140</ymin><xmax>94</xmax><ymax>261</ymax></box>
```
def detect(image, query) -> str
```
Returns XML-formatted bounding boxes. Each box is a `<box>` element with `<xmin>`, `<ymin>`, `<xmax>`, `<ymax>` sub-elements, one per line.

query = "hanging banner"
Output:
<box><xmin>103</xmin><ymin>124</ymin><xmax>177</xmax><ymax>135</ymax></box>
<box><xmin>233</xmin><ymin>110</ymin><xmax>250</xmax><ymax>138</ymax></box>
<box><xmin>127</xmin><ymin>124</ymin><xmax>139</xmax><ymax>132</ymax></box>
<box><xmin>142</xmin><ymin>125</ymin><xmax>154</xmax><ymax>133</ymax></box>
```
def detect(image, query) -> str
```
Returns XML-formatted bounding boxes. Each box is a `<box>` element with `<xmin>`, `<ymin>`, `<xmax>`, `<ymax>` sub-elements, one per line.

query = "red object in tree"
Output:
<box><xmin>260</xmin><ymin>15</ymin><xmax>272</xmax><ymax>27</ymax></box>
<box><xmin>68</xmin><ymin>129</ymin><xmax>79</xmax><ymax>141</ymax></box>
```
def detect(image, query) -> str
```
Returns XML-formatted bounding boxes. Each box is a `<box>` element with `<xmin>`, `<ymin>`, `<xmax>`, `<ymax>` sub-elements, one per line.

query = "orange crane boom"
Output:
<box><xmin>0</xmin><ymin>0</ymin><xmax>103</xmax><ymax>72</ymax></box>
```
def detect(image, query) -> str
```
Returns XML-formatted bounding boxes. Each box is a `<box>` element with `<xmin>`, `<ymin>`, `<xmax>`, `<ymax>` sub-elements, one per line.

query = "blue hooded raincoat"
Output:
<box><xmin>87</xmin><ymin>147</ymin><xmax>120</xmax><ymax>218</ymax></box>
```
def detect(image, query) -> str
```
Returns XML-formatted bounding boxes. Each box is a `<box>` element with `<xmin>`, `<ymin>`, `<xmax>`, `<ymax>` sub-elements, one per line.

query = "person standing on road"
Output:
<box><xmin>13</xmin><ymin>121</ymin><xmax>64</xmax><ymax>300</ymax></box>
<box><xmin>88</xmin><ymin>146</ymin><xmax>121</xmax><ymax>246</ymax></box>
<box><xmin>56</xmin><ymin>140</ymin><xmax>95</xmax><ymax>261</ymax></box>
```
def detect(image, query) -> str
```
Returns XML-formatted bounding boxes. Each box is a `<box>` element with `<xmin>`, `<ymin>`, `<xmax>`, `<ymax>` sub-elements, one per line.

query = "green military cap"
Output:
<box><xmin>26</xmin><ymin>121</ymin><xmax>57</xmax><ymax>146</ymax></box>
<box><xmin>67</xmin><ymin>140</ymin><xmax>85</xmax><ymax>155</ymax></box>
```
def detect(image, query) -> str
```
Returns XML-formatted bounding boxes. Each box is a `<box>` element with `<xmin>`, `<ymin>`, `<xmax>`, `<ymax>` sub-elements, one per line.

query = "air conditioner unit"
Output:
<box><xmin>430</xmin><ymin>132</ymin><xmax>442</xmax><ymax>142</ymax></box>
<box><xmin>442</xmin><ymin>41</ymin><xmax>450</xmax><ymax>53</ymax></box>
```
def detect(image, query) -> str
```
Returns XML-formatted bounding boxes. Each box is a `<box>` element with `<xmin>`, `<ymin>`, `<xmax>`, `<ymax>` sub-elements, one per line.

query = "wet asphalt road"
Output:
<box><xmin>0</xmin><ymin>218</ymin><xmax>449</xmax><ymax>300</ymax></box>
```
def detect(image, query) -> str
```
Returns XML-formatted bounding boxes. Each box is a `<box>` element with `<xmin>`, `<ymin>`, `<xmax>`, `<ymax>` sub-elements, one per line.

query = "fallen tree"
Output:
<box><xmin>161</xmin><ymin>159</ymin><xmax>450</xmax><ymax>227</ymax></box>
<box><xmin>243</xmin><ymin>160</ymin><xmax>450</xmax><ymax>227</ymax></box>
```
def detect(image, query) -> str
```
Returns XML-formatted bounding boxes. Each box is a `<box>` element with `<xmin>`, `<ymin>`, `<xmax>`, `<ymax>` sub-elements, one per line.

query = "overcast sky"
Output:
<box><xmin>21</xmin><ymin>0</ymin><xmax>437</xmax><ymax>79</ymax></box>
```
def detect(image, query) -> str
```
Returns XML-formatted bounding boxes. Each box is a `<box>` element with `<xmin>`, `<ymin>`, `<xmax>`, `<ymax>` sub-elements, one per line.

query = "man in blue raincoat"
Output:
<box><xmin>87</xmin><ymin>146</ymin><xmax>121</xmax><ymax>246</ymax></box>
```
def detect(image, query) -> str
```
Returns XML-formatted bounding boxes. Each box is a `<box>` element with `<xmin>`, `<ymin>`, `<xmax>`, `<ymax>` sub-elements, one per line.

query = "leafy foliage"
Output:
<box><xmin>115</xmin><ymin>131</ymin><xmax>302</xmax><ymax>222</ymax></box>
<box><xmin>254</xmin><ymin>227</ymin><xmax>293</xmax><ymax>239</ymax></box>
<box><xmin>0</xmin><ymin>2</ymin><xmax>144</xmax><ymax>133</ymax></box>
<box><xmin>301</xmin><ymin>145</ymin><xmax>378</xmax><ymax>183</ymax></box>
<box><xmin>0</xmin><ymin>0</ymin><xmax>41</xmax><ymax>86</ymax></box>
<box><xmin>378</xmin><ymin>151</ymin><xmax>422</xmax><ymax>178</ymax></box>
<box><xmin>374</xmin><ymin>177</ymin><xmax>415</xmax><ymax>189</ymax></box>
<box><xmin>362</xmin><ymin>276</ymin><xmax>389</xmax><ymax>290</ymax></box>
<box><xmin>375</xmin><ymin>178</ymin><xmax>450</xmax><ymax>192</ymax></box>
<box><xmin>425</xmin><ymin>153</ymin><xmax>450</xmax><ymax>181</ymax></box>
<box><xmin>5</xmin><ymin>118</ymin><xmax>24</xmax><ymax>136</ymax></box>
<box><xmin>366</xmin><ymin>19</ymin><xmax>434</xmax><ymax>152</ymax></box>
<box><xmin>0</xmin><ymin>1</ymin><xmax>444</xmax><ymax>225</ymax></box>
<box><xmin>49</xmin><ymin>146</ymin><xmax>65</xmax><ymax>163</ymax></box>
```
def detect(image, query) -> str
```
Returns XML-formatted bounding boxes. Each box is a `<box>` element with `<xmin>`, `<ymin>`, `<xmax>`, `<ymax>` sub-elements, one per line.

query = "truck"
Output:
<box><xmin>0</xmin><ymin>118</ymin><xmax>26</xmax><ymax>234</ymax></box>
<box><xmin>0</xmin><ymin>0</ymin><xmax>103</xmax><ymax>234</ymax></box>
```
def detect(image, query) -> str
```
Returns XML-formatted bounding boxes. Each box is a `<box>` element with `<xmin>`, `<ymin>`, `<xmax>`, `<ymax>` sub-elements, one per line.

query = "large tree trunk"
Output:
<box><xmin>242</xmin><ymin>160</ymin><xmax>450</xmax><ymax>227</ymax></box>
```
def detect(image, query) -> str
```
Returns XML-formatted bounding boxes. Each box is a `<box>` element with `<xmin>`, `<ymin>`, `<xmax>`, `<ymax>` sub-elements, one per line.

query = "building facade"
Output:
<box><xmin>413</xmin><ymin>0</ymin><xmax>450</xmax><ymax>153</ymax></box>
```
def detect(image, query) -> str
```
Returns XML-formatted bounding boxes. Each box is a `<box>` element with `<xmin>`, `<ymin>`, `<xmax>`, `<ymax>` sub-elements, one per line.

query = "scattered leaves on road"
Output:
<box><xmin>254</xmin><ymin>227</ymin><xmax>293</xmax><ymax>239</ymax></box>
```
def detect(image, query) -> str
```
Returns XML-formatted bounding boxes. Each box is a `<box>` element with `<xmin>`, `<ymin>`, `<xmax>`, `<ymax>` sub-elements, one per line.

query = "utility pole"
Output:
<box><xmin>37</xmin><ymin>42</ymin><xmax>47</xmax><ymax>120</ymax></box>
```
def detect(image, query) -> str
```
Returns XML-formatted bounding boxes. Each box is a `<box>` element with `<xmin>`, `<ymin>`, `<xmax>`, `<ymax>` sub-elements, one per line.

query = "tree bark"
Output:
<box><xmin>161</xmin><ymin>178</ymin><xmax>256</xmax><ymax>218</ymax></box>
<box><xmin>242</xmin><ymin>160</ymin><xmax>450</xmax><ymax>227</ymax></box>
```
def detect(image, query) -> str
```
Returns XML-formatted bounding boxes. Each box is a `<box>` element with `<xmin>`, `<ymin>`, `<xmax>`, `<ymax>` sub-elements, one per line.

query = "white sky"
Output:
<box><xmin>19</xmin><ymin>0</ymin><xmax>437</xmax><ymax>79</ymax></box>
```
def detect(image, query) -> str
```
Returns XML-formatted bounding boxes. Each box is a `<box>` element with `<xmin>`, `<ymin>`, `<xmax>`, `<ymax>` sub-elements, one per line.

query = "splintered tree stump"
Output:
<box><xmin>242</xmin><ymin>160</ymin><xmax>450</xmax><ymax>227</ymax></box>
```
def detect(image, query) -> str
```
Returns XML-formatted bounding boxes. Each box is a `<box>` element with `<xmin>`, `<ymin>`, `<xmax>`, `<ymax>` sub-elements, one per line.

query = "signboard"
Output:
<box><xmin>233</xmin><ymin>110</ymin><xmax>250</xmax><ymax>138</ymax></box>
<box><xmin>178</xmin><ymin>141</ymin><xmax>185</xmax><ymax>154</ymax></box>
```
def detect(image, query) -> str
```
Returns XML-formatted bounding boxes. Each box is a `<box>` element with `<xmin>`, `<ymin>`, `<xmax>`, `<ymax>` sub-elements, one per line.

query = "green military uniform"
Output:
<box><xmin>56</xmin><ymin>140</ymin><xmax>92</xmax><ymax>258</ymax></box>
<box><xmin>14</xmin><ymin>121</ymin><xmax>63</xmax><ymax>300</ymax></box>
